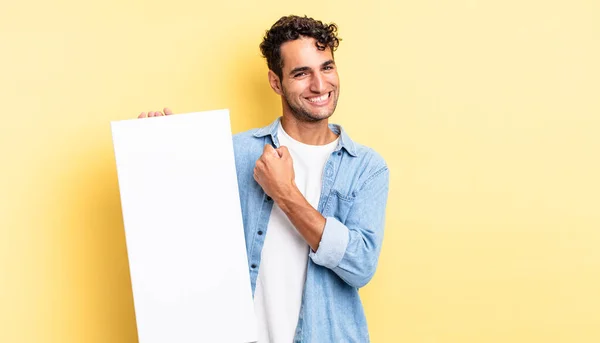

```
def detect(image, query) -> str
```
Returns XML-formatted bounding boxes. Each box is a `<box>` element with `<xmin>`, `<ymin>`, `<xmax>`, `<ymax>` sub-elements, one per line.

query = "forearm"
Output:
<box><xmin>311</xmin><ymin>167</ymin><xmax>390</xmax><ymax>288</ymax></box>
<box><xmin>274</xmin><ymin>185</ymin><xmax>325</xmax><ymax>251</ymax></box>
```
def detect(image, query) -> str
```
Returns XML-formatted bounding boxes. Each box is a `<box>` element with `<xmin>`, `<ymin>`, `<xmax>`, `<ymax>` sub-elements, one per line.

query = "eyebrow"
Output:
<box><xmin>322</xmin><ymin>60</ymin><xmax>335</xmax><ymax>68</ymax></box>
<box><xmin>289</xmin><ymin>60</ymin><xmax>336</xmax><ymax>76</ymax></box>
<box><xmin>289</xmin><ymin>66</ymin><xmax>310</xmax><ymax>76</ymax></box>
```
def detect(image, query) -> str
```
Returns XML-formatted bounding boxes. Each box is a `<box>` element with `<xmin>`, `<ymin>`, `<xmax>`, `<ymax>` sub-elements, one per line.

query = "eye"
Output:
<box><xmin>294</xmin><ymin>72</ymin><xmax>307</xmax><ymax>78</ymax></box>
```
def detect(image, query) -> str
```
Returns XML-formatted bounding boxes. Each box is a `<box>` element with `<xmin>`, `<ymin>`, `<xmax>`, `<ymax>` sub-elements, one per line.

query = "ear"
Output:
<box><xmin>268</xmin><ymin>70</ymin><xmax>283</xmax><ymax>96</ymax></box>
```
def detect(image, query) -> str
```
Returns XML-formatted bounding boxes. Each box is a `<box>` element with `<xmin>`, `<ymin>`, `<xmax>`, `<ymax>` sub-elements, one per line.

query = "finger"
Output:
<box><xmin>263</xmin><ymin>144</ymin><xmax>274</xmax><ymax>154</ymax></box>
<box><xmin>253</xmin><ymin>169</ymin><xmax>259</xmax><ymax>182</ymax></box>
<box><xmin>255</xmin><ymin>160</ymin><xmax>264</xmax><ymax>171</ymax></box>
<box><xmin>156</xmin><ymin>111</ymin><xmax>164</xmax><ymax>116</ymax></box>
<box><xmin>263</xmin><ymin>144</ymin><xmax>279</xmax><ymax>158</ymax></box>
<box><xmin>138</xmin><ymin>112</ymin><xmax>147</xmax><ymax>118</ymax></box>
<box><xmin>276</xmin><ymin>146</ymin><xmax>288</xmax><ymax>158</ymax></box>
<box><xmin>164</xmin><ymin>107</ymin><xmax>173</xmax><ymax>115</ymax></box>
<box><xmin>148</xmin><ymin>111</ymin><xmax>154</xmax><ymax>117</ymax></box>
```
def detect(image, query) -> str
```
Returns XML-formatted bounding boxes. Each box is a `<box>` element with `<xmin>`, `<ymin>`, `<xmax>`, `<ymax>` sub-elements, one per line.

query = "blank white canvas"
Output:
<box><xmin>111</xmin><ymin>110</ymin><xmax>257</xmax><ymax>343</ymax></box>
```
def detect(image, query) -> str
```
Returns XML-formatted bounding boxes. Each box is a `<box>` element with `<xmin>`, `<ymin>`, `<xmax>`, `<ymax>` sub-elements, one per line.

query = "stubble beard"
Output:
<box><xmin>281</xmin><ymin>86</ymin><xmax>338</xmax><ymax>123</ymax></box>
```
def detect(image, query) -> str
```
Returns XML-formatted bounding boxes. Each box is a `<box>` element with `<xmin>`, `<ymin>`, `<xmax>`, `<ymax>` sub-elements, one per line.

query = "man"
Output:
<box><xmin>139</xmin><ymin>15</ymin><xmax>389</xmax><ymax>343</ymax></box>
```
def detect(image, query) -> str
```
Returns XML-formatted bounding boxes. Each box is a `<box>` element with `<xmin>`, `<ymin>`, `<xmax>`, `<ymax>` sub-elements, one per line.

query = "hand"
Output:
<box><xmin>138</xmin><ymin>107</ymin><xmax>174</xmax><ymax>118</ymax></box>
<box><xmin>253</xmin><ymin>145</ymin><xmax>296</xmax><ymax>201</ymax></box>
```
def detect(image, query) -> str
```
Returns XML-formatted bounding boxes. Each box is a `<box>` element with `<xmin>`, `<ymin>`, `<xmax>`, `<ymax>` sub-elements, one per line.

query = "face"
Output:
<box><xmin>269</xmin><ymin>37</ymin><xmax>340</xmax><ymax>122</ymax></box>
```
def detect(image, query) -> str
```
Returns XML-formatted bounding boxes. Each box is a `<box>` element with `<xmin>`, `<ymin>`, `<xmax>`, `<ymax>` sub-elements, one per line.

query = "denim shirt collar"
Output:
<box><xmin>252</xmin><ymin>116</ymin><xmax>358</xmax><ymax>157</ymax></box>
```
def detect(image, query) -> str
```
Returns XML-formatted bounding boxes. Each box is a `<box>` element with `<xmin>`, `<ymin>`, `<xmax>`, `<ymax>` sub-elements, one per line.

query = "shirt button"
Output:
<box><xmin>258</xmin><ymin>231</ymin><xmax>263</xmax><ymax>235</ymax></box>
<box><xmin>266</xmin><ymin>196</ymin><xmax>272</xmax><ymax>201</ymax></box>
<box><xmin>337</xmin><ymin>151</ymin><xmax>342</xmax><ymax>156</ymax></box>
<box><xmin>251</xmin><ymin>264</ymin><xmax>257</xmax><ymax>269</ymax></box>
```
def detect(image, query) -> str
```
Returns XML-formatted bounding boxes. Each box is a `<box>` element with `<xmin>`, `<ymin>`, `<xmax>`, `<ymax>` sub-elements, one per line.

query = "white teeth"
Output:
<box><xmin>307</xmin><ymin>93</ymin><xmax>329</xmax><ymax>103</ymax></box>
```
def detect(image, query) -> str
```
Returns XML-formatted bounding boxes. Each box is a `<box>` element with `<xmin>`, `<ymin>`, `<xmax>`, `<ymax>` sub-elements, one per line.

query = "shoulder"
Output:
<box><xmin>351</xmin><ymin>140</ymin><xmax>388</xmax><ymax>176</ymax></box>
<box><xmin>340</xmin><ymin>140</ymin><xmax>389</xmax><ymax>193</ymax></box>
<box><xmin>333</xmin><ymin>122</ymin><xmax>388</xmax><ymax>177</ymax></box>
<box><xmin>232</xmin><ymin>128</ymin><xmax>265</xmax><ymax>154</ymax></box>
<box><xmin>231</xmin><ymin>128</ymin><xmax>266</xmax><ymax>173</ymax></box>
<box><xmin>233</xmin><ymin>128</ymin><xmax>260</xmax><ymax>144</ymax></box>
<box><xmin>354</xmin><ymin>142</ymin><xmax>387</xmax><ymax>170</ymax></box>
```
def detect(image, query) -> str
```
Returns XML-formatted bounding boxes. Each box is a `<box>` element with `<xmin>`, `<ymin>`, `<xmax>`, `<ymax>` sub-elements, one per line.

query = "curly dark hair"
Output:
<box><xmin>259</xmin><ymin>15</ymin><xmax>341</xmax><ymax>80</ymax></box>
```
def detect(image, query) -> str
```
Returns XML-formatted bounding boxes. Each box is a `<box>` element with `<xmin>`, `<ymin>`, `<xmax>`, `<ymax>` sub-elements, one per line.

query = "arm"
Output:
<box><xmin>253</xmin><ymin>144</ymin><xmax>326</xmax><ymax>251</ymax></box>
<box><xmin>254</xmin><ymin>144</ymin><xmax>390</xmax><ymax>288</ymax></box>
<box><xmin>311</xmin><ymin>166</ymin><xmax>389</xmax><ymax>288</ymax></box>
<box><xmin>275</xmin><ymin>186</ymin><xmax>325</xmax><ymax>252</ymax></box>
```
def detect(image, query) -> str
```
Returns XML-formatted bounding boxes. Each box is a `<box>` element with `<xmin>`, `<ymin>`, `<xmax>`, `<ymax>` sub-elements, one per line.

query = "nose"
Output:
<box><xmin>309</xmin><ymin>72</ymin><xmax>325</xmax><ymax>93</ymax></box>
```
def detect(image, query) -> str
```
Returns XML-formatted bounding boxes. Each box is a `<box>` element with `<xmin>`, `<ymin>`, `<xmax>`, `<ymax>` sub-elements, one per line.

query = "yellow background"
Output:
<box><xmin>1</xmin><ymin>0</ymin><xmax>599</xmax><ymax>342</ymax></box>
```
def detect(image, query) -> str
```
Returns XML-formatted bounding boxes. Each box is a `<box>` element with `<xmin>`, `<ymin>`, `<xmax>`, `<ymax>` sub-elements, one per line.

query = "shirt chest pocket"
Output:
<box><xmin>323</xmin><ymin>189</ymin><xmax>356</xmax><ymax>224</ymax></box>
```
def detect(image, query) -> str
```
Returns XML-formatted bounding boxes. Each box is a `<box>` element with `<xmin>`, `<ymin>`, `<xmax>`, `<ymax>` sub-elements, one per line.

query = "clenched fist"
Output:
<box><xmin>253</xmin><ymin>144</ymin><xmax>295</xmax><ymax>202</ymax></box>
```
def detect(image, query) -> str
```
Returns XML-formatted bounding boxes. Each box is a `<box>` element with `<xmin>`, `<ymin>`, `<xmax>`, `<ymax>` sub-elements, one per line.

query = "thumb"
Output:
<box><xmin>263</xmin><ymin>144</ymin><xmax>280</xmax><ymax>158</ymax></box>
<box><xmin>276</xmin><ymin>146</ymin><xmax>289</xmax><ymax>158</ymax></box>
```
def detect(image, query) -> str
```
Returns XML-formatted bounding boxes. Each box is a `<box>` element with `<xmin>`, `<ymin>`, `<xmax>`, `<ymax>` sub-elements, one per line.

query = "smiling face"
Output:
<box><xmin>268</xmin><ymin>37</ymin><xmax>340</xmax><ymax>123</ymax></box>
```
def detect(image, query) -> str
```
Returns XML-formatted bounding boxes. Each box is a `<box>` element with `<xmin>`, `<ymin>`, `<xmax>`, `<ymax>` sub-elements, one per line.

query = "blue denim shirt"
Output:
<box><xmin>232</xmin><ymin>117</ymin><xmax>389</xmax><ymax>342</ymax></box>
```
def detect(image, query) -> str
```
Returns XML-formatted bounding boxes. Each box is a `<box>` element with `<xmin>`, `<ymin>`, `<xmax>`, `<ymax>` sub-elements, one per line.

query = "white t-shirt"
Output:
<box><xmin>253</xmin><ymin>125</ymin><xmax>339</xmax><ymax>343</ymax></box>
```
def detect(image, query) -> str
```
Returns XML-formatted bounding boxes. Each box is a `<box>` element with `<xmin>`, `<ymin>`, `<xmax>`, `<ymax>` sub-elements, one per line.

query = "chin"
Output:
<box><xmin>300</xmin><ymin>110</ymin><xmax>334</xmax><ymax>122</ymax></box>
<box><xmin>284</xmin><ymin>97</ymin><xmax>337</xmax><ymax>123</ymax></box>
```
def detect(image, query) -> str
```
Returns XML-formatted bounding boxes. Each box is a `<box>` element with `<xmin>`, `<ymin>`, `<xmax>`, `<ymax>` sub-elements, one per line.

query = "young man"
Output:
<box><xmin>139</xmin><ymin>15</ymin><xmax>389</xmax><ymax>343</ymax></box>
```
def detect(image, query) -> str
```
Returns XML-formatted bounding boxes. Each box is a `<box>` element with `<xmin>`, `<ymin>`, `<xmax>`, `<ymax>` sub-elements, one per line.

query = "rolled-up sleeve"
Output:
<box><xmin>309</xmin><ymin>166</ymin><xmax>390</xmax><ymax>288</ymax></box>
<box><xmin>309</xmin><ymin>216</ymin><xmax>350</xmax><ymax>269</ymax></box>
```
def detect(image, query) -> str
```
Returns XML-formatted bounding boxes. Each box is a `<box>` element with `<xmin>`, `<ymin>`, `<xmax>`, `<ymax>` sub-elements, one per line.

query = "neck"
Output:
<box><xmin>280</xmin><ymin>114</ymin><xmax>338</xmax><ymax>146</ymax></box>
